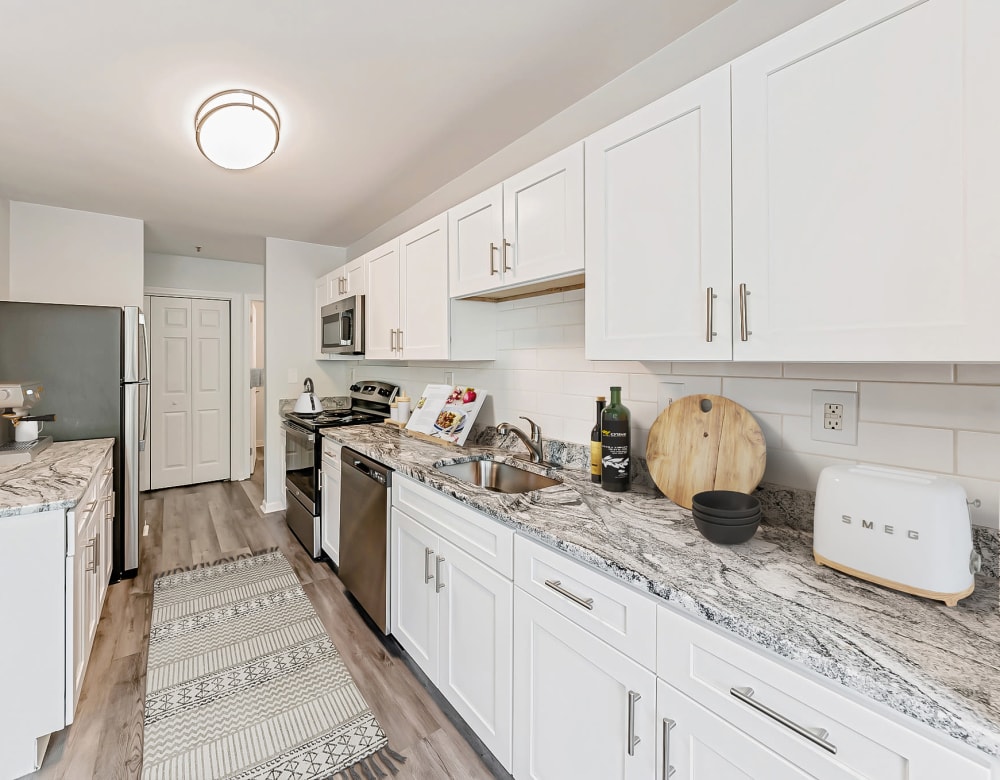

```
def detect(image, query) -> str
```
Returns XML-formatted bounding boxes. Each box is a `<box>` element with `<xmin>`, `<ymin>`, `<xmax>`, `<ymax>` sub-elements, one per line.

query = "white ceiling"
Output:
<box><xmin>0</xmin><ymin>1</ymin><xmax>736</xmax><ymax>264</ymax></box>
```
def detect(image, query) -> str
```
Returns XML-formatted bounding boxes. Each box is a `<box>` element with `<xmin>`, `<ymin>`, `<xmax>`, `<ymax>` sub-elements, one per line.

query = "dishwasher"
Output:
<box><xmin>339</xmin><ymin>447</ymin><xmax>391</xmax><ymax>633</ymax></box>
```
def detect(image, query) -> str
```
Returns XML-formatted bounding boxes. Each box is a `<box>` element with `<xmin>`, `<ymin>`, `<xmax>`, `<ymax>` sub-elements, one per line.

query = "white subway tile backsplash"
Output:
<box><xmin>956</xmin><ymin>431</ymin><xmax>1000</xmax><ymax>481</ymax></box>
<box><xmin>536</xmin><ymin>300</ymin><xmax>584</xmax><ymax>327</ymax></box>
<box><xmin>372</xmin><ymin>296</ymin><xmax>999</xmax><ymax>508</ymax></box>
<box><xmin>722</xmin><ymin>377</ymin><xmax>857</xmax><ymax>417</ymax></box>
<box><xmin>782</xmin><ymin>416</ymin><xmax>954</xmax><ymax>473</ymax></box>
<box><xmin>782</xmin><ymin>363</ymin><xmax>955</xmax><ymax>383</ymax></box>
<box><xmin>672</xmin><ymin>362</ymin><xmax>783</xmax><ymax>378</ymax></box>
<box><xmin>861</xmin><ymin>382</ymin><xmax>1000</xmax><ymax>432</ymax></box>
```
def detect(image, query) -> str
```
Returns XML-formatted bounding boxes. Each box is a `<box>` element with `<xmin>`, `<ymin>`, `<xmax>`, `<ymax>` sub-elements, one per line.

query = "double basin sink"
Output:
<box><xmin>434</xmin><ymin>457</ymin><xmax>561</xmax><ymax>494</ymax></box>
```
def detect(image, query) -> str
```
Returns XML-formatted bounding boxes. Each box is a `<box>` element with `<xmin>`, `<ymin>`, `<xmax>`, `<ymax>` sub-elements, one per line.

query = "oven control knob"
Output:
<box><xmin>349</xmin><ymin>384</ymin><xmax>361</xmax><ymax>392</ymax></box>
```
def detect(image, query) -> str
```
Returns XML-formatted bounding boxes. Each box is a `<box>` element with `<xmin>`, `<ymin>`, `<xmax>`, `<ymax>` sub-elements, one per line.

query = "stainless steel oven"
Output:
<box><xmin>282</xmin><ymin>419</ymin><xmax>320</xmax><ymax>556</ymax></box>
<box><xmin>321</xmin><ymin>295</ymin><xmax>364</xmax><ymax>355</ymax></box>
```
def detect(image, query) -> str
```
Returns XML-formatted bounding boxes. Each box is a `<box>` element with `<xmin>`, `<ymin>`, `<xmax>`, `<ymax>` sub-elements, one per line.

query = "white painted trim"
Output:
<box><xmin>245</xmin><ymin>295</ymin><xmax>265</xmax><ymax>482</ymax></box>
<box><xmin>261</xmin><ymin>499</ymin><xmax>285</xmax><ymax>514</ymax></box>
<box><xmin>144</xmin><ymin>286</ymin><xmax>247</xmax><ymax>482</ymax></box>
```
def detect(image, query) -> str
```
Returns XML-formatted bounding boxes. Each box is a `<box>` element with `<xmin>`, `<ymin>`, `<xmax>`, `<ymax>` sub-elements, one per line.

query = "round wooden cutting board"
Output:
<box><xmin>645</xmin><ymin>394</ymin><xmax>766</xmax><ymax>509</ymax></box>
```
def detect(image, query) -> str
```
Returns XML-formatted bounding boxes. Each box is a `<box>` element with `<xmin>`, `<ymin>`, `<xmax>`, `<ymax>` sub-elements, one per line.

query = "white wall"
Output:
<box><xmin>252</xmin><ymin>299</ymin><xmax>265</xmax><ymax>447</ymax></box>
<box><xmin>9</xmin><ymin>201</ymin><xmax>143</xmax><ymax>307</ymax></box>
<box><xmin>263</xmin><ymin>237</ymin><xmax>349</xmax><ymax>510</ymax></box>
<box><xmin>144</xmin><ymin>252</ymin><xmax>263</xmax><ymax>295</ymax></box>
<box><xmin>349</xmin><ymin>292</ymin><xmax>1000</xmax><ymax>531</ymax></box>
<box><xmin>0</xmin><ymin>199</ymin><xmax>10</xmax><ymax>300</ymax></box>
<box><xmin>347</xmin><ymin>0</ymin><xmax>841</xmax><ymax>259</ymax></box>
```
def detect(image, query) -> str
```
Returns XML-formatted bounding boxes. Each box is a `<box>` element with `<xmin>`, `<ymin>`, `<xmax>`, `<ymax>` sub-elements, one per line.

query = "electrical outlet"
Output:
<box><xmin>444</xmin><ymin>371</ymin><xmax>454</xmax><ymax>387</ymax></box>
<box><xmin>811</xmin><ymin>390</ymin><xmax>858</xmax><ymax>444</ymax></box>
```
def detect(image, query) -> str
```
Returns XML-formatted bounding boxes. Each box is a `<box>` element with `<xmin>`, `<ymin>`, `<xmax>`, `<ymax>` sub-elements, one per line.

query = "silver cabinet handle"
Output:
<box><xmin>705</xmin><ymin>287</ymin><xmax>717</xmax><ymax>342</ymax></box>
<box><xmin>730</xmin><ymin>687</ymin><xmax>837</xmax><ymax>754</ymax></box>
<box><xmin>489</xmin><ymin>242</ymin><xmax>499</xmax><ymax>275</ymax></box>
<box><xmin>662</xmin><ymin>718</ymin><xmax>676</xmax><ymax>779</ymax></box>
<box><xmin>502</xmin><ymin>239</ymin><xmax>512</xmax><ymax>272</ymax></box>
<box><xmin>435</xmin><ymin>556</ymin><xmax>446</xmax><ymax>592</ymax></box>
<box><xmin>424</xmin><ymin>547</ymin><xmax>435</xmax><ymax>583</ymax></box>
<box><xmin>85</xmin><ymin>537</ymin><xmax>97</xmax><ymax>572</ymax></box>
<box><xmin>103</xmin><ymin>468</ymin><xmax>113</xmax><ymax>476</ymax></box>
<box><xmin>390</xmin><ymin>328</ymin><xmax>397</xmax><ymax>351</ymax></box>
<box><xmin>105</xmin><ymin>494</ymin><xmax>114</xmax><ymax>519</ymax></box>
<box><xmin>340</xmin><ymin>277</ymin><xmax>346</xmax><ymax>295</ymax></box>
<box><xmin>85</xmin><ymin>500</ymin><xmax>97</xmax><ymax>514</ymax></box>
<box><xmin>544</xmin><ymin>579</ymin><xmax>594</xmax><ymax>610</ymax></box>
<box><xmin>739</xmin><ymin>283</ymin><xmax>751</xmax><ymax>341</ymax></box>
<box><xmin>94</xmin><ymin>531</ymin><xmax>100</xmax><ymax>571</ymax></box>
<box><xmin>398</xmin><ymin>329</ymin><xmax>403</xmax><ymax>351</ymax></box>
<box><xmin>627</xmin><ymin>690</ymin><xmax>641</xmax><ymax>757</ymax></box>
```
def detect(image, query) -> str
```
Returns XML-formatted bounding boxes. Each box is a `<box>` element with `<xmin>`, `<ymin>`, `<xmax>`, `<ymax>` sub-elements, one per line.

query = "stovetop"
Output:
<box><xmin>285</xmin><ymin>409</ymin><xmax>383</xmax><ymax>430</ymax></box>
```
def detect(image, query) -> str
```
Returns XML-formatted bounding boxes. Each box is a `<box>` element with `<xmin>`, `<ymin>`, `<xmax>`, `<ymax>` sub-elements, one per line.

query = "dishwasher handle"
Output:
<box><xmin>344</xmin><ymin>448</ymin><xmax>391</xmax><ymax>486</ymax></box>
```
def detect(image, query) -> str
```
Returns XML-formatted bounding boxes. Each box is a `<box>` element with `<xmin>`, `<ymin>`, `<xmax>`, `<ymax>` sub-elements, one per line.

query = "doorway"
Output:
<box><xmin>147</xmin><ymin>295</ymin><xmax>232</xmax><ymax>490</ymax></box>
<box><xmin>250</xmin><ymin>299</ymin><xmax>265</xmax><ymax>479</ymax></box>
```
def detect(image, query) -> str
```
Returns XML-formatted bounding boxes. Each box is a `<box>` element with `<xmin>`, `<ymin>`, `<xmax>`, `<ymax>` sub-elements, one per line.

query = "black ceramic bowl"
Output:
<box><xmin>693</xmin><ymin>515</ymin><xmax>760</xmax><ymax>545</ymax></box>
<box><xmin>692</xmin><ymin>507</ymin><xmax>762</xmax><ymax>527</ymax></box>
<box><xmin>692</xmin><ymin>490</ymin><xmax>761</xmax><ymax>519</ymax></box>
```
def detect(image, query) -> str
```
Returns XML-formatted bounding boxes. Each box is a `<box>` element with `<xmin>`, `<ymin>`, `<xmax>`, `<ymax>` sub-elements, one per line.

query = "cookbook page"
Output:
<box><xmin>406</xmin><ymin>384</ymin><xmax>487</xmax><ymax>446</ymax></box>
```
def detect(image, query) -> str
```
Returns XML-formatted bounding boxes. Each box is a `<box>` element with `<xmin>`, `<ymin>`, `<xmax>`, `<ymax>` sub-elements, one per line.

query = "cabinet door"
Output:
<box><xmin>731</xmin><ymin>0</ymin><xmax>1000</xmax><ymax>361</ymax></box>
<box><xmin>389</xmin><ymin>509</ymin><xmax>438</xmax><ymax>679</ymax></box>
<box><xmin>69</xmin><ymin>512</ymin><xmax>90</xmax><ymax>721</ymax></box>
<box><xmin>448</xmin><ymin>185</ymin><xmax>503</xmax><ymax>297</ymax></box>
<box><xmin>344</xmin><ymin>258</ymin><xmax>366</xmax><ymax>297</ymax></box>
<box><xmin>585</xmin><ymin>66</ymin><xmax>732</xmax><ymax>361</ymax></box>
<box><xmin>101</xmin><ymin>490</ymin><xmax>114</xmax><ymax>598</ymax></box>
<box><xmin>438</xmin><ymin>539</ymin><xmax>513</xmax><ymax>771</ymax></box>
<box><xmin>504</xmin><ymin>143</ymin><xmax>584</xmax><ymax>287</ymax></box>
<box><xmin>364</xmin><ymin>239</ymin><xmax>401</xmax><ymax>360</ymax></box>
<box><xmin>85</xmin><ymin>507</ymin><xmax>101</xmax><ymax>648</ymax></box>
<box><xmin>320</xmin><ymin>455</ymin><xmax>341</xmax><ymax>565</ymax></box>
<box><xmin>656</xmin><ymin>680</ymin><xmax>817</xmax><ymax>780</ymax></box>
<box><xmin>513</xmin><ymin>589</ymin><xmax>656</xmax><ymax>780</ymax></box>
<box><xmin>399</xmin><ymin>213</ymin><xmax>450</xmax><ymax>360</ymax></box>
<box><xmin>325</xmin><ymin>271</ymin><xmax>340</xmax><ymax>306</ymax></box>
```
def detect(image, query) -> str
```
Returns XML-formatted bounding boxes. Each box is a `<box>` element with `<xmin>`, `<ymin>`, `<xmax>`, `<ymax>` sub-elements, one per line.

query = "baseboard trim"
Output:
<box><xmin>261</xmin><ymin>499</ymin><xmax>285</xmax><ymax>514</ymax></box>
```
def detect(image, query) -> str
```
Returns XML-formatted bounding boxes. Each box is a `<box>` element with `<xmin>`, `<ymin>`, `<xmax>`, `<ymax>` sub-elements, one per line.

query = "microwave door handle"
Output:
<box><xmin>341</xmin><ymin>313</ymin><xmax>352</xmax><ymax>344</ymax></box>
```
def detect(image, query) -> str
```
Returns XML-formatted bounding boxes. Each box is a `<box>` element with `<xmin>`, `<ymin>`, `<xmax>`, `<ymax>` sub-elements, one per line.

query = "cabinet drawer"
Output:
<box><xmin>657</xmin><ymin>606</ymin><xmax>991</xmax><ymax>780</ymax></box>
<box><xmin>321</xmin><ymin>436</ymin><xmax>342</xmax><ymax>461</ymax></box>
<box><xmin>392</xmin><ymin>476</ymin><xmax>513</xmax><ymax>578</ymax></box>
<box><xmin>514</xmin><ymin>534</ymin><xmax>656</xmax><ymax>671</ymax></box>
<box><xmin>67</xmin><ymin>484</ymin><xmax>100</xmax><ymax>557</ymax></box>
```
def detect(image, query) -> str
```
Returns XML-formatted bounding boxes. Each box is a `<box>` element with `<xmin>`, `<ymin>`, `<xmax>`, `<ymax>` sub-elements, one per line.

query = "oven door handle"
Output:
<box><xmin>282</xmin><ymin>420</ymin><xmax>316</xmax><ymax>442</ymax></box>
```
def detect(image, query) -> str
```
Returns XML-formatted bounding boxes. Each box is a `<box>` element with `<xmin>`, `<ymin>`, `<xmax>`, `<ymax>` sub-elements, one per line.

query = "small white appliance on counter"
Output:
<box><xmin>814</xmin><ymin>464</ymin><xmax>980</xmax><ymax>606</ymax></box>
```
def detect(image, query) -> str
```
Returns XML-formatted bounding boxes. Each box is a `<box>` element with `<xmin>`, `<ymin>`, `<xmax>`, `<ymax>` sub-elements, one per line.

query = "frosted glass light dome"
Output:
<box><xmin>195</xmin><ymin>90</ymin><xmax>280</xmax><ymax>170</ymax></box>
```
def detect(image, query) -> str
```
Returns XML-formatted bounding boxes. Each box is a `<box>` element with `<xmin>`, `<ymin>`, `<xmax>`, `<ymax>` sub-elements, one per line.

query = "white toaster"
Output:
<box><xmin>813</xmin><ymin>464</ymin><xmax>979</xmax><ymax>606</ymax></box>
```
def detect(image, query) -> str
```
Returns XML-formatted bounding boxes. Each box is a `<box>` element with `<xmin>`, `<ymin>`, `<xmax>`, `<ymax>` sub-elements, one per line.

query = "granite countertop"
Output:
<box><xmin>323</xmin><ymin>423</ymin><xmax>1000</xmax><ymax>761</ymax></box>
<box><xmin>0</xmin><ymin>439</ymin><xmax>114</xmax><ymax>518</ymax></box>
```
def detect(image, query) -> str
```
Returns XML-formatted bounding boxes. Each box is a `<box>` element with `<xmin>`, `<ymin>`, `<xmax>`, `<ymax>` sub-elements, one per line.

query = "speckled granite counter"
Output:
<box><xmin>0</xmin><ymin>439</ymin><xmax>114</xmax><ymax>518</ymax></box>
<box><xmin>323</xmin><ymin>423</ymin><xmax>1000</xmax><ymax>761</ymax></box>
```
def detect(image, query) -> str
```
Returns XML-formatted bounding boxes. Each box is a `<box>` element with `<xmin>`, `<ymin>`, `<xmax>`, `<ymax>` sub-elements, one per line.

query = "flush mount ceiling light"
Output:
<box><xmin>195</xmin><ymin>89</ymin><xmax>280</xmax><ymax>170</ymax></box>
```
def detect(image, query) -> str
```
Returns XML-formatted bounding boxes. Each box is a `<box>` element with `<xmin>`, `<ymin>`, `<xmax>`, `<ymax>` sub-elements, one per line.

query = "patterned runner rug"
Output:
<box><xmin>142</xmin><ymin>549</ymin><xmax>406</xmax><ymax>780</ymax></box>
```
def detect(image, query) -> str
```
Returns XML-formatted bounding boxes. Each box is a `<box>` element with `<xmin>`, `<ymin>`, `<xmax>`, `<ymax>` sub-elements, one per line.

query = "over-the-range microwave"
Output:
<box><xmin>321</xmin><ymin>295</ymin><xmax>365</xmax><ymax>355</ymax></box>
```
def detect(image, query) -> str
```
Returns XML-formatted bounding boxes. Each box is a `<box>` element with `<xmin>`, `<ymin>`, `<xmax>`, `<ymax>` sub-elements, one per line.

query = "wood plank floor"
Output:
<box><xmin>28</xmin><ymin>457</ymin><xmax>497</xmax><ymax>779</ymax></box>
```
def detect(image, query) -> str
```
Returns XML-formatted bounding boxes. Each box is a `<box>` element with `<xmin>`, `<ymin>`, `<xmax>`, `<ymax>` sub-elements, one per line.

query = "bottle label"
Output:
<box><xmin>601</xmin><ymin>421</ymin><xmax>630</xmax><ymax>486</ymax></box>
<box><xmin>590</xmin><ymin>441</ymin><xmax>601</xmax><ymax>477</ymax></box>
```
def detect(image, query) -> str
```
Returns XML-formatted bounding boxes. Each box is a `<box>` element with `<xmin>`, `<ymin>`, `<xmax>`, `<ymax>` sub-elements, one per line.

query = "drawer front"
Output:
<box><xmin>392</xmin><ymin>476</ymin><xmax>513</xmax><ymax>578</ymax></box>
<box><xmin>67</xmin><ymin>479</ymin><xmax>101</xmax><ymax>556</ymax></box>
<box><xmin>321</xmin><ymin>437</ymin><xmax>342</xmax><ymax>462</ymax></box>
<box><xmin>657</xmin><ymin>606</ymin><xmax>992</xmax><ymax>780</ymax></box>
<box><xmin>514</xmin><ymin>534</ymin><xmax>656</xmax><ymax>671</ymax></box>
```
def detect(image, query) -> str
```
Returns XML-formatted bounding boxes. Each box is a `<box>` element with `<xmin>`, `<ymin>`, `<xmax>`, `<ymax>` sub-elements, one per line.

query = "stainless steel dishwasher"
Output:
<box><xmin>339</xmin><ymin>447</ymin><xmax>391</xmax><ymax>633</ymax></box>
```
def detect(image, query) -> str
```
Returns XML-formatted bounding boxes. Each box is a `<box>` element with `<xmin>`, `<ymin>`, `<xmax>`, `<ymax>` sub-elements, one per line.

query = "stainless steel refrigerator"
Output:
<box><xmin>0</xmin><ymin>302</ymin><xmax>148</xmax><ymax>579</ymax></box>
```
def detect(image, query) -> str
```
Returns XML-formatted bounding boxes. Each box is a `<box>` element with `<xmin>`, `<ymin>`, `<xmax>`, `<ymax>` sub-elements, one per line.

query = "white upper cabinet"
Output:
<box><xmin>363</xmin><ymin>238</ymin><xmax>401</xmax><ymax>361</ymax></box>
<box><xmin>585</xmin><ymin>66</ymin><xmax>733</xmax><ymax>361</ymax></box>
<box><xmin>731</xmin><ymin>0</ymin><xmax>1000</xmax><ymax>361</ymax></box>
<box><xmin>328</xmin><ymin>257</ymin><xmax>366</xmax><ymax>302</ymax></box>
<box><xmin>449</xmin><ymin>144</ymin><xmax>584</xmax><ymax>299</ymax></box>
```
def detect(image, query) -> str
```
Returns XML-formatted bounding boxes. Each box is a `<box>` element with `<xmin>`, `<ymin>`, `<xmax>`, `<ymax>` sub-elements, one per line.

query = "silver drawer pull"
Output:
<box><xmin>627</xmin><ymin>690</ymin><xmax>641</xmax><ymax>756</ymax></box>
<box><xmin>662</xmin><ymin>718</ymin><xmax>676</xmax><ymax>778</ymax></box>
<box><xmin>424</xmin><ymin>547</ymin><xmax>435</xmax><ymax>583</ymax></box>
<box><xmin>85</xmin><ymin>538</ymin><xmax>97</xmax><ymax>572</ymax></box>
<box><xmin>103</xmin><ymin>468</ymin><xmax>113</xmax><ymax>476</ymax></box>
<box><xmin>544</xmin><ymin>579</ymin><xmax>594</xmax><ymax>610</ymax></box>
<box><xmin>730</xmin><ymin>687</ymin><xmax>837</xmax><ymax>754</ymax></box>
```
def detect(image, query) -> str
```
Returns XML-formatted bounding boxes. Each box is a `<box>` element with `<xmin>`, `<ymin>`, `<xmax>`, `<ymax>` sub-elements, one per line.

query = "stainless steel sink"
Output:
<box><xmin>434</xmin><ymin>459</ymin><xmax>561</xmax><ymax>493</ymax></box>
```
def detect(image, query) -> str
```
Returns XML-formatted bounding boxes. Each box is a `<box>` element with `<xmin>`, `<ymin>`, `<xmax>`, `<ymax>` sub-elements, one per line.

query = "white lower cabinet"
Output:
<box><xmin>512</xmin><ymin>587</ymin><xmax>656</xmax><ymax>780</ymax></box>
<box><xmin>320</xmin><ymin>440</ymin><xmax>341</xmax><ymax>565</ymax></box>
<box><xmin>656</xmin><ymin>680</ymin><xmax>817</xmax><ymax>780</ymax></box>
<box><xmin>389</xmin><ymin>480</ymin><xmax>514</xmax><ymax>771</ymax></box>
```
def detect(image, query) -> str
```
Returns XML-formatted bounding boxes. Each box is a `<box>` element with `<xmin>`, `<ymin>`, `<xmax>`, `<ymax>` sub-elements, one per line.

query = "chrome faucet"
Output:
<box><xmin>497</xmin><ymin>416</ymin><xmax>544</xmax><ymax>463</ymax></box>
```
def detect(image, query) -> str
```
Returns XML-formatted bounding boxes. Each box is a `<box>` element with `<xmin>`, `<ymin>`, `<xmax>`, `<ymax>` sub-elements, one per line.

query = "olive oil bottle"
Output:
<box><xmin>601</xmin><ymin>386</ymin><xmax>630</xmax><ymax>492</ymax></box>
<box><xmin>590</xmin><ymin>396</ymin><xmax>606</xmax><ymax>483</ymax></box>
